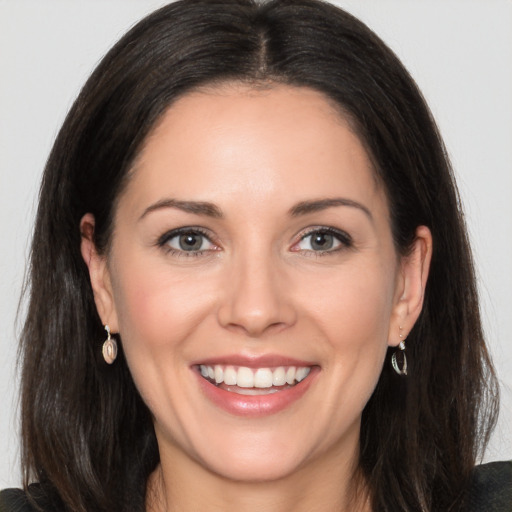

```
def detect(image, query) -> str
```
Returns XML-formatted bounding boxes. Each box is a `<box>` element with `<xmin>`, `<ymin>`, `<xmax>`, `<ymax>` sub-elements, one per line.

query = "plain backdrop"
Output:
<box><xmin>1</xmin><ymin>0</ymin><xmax>511</xmax><ymax>489</ymax></box>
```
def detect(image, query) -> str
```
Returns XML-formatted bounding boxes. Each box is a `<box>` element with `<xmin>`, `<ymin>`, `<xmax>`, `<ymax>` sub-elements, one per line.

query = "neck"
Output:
<box><xmin>146</xmin><ymin>438</ymin><xmax>370</xmax><ymax>512</ymax></box>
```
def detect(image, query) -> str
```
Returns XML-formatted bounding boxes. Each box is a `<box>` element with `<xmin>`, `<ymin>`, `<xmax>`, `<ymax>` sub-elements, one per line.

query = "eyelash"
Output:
<box><xmin>157</xmin><ymin>227</ymin><xmax>217</xmax><ymax>258</ymax></box>
<box><xmin>292</xmin><ymin>227</ymin><xmax>353</xmax><ymax>256</ymax></box>
<box><xmin>156</xmin><ymin>226</ymin><xmax>353</xmax><ymax>258</ymax></box>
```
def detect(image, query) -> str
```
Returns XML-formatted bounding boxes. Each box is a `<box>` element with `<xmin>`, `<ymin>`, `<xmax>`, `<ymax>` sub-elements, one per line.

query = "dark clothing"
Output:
<box><xmin>465</xmin><ymin>461</ymin><xmax>512</xmax><ymax>512</ymax></box>
<box><xmin>0</xmin><ymin>483</ymin><xmax>54</xmax><ymax>512</ymax></box>
<box><xmin>1</xmin><ymin>461</ymin><xmax>511</xmax><ymax>511</ymax></box>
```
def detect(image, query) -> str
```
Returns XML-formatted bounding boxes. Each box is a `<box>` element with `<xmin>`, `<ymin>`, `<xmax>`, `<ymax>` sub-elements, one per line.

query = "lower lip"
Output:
<box><xmin>196</xmin><ymin>367</ymin><xmax>319</xmax><ymax>417</ymax></box>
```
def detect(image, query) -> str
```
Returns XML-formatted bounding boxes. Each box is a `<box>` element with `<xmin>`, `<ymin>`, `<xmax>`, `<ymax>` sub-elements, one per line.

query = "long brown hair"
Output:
<box><xmin>20</xmin><ymin>1</ymin><xmax>498</xmax><ymax>510</ymax></box>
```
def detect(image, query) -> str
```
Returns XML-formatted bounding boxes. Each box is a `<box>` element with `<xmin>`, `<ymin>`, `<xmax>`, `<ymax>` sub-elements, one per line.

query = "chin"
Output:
<box><xmin>204</xmin><ymin>452</ymin><xmax>305</xmax><ymax>483</ymax></box>
<box><xmin>188</xmin><ymin>427</ymin><xmax>315</xmax><ymax>483</ymax></box>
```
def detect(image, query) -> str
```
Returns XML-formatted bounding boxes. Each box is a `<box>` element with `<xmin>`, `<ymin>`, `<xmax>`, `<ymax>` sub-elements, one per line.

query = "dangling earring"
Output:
<box><xmin>102</xmin><ymin>324</ymin><xmax>118</xmax><ymax>364</ymax></box>
<box><xmin>391</xmin><ymin>326</ymin><xmax>408</xmax><ymax>376</ymax></box>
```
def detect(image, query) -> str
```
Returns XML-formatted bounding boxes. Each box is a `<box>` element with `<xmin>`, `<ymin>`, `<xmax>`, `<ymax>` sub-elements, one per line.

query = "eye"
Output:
<box><xmin>158</xmin><ymin>228</ymin><xmax>217</xmax><ymax>255</ymax></box>
<box><xmin>293</xmin><ymin>228</ymin><xmax>352</xmax><ymax>253</ymax></box>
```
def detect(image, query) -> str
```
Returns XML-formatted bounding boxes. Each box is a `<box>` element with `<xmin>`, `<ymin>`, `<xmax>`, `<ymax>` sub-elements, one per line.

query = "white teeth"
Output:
<box><xmin>285</xmin><ymin>366</ymin><xmax>296</xmax><ymax>385</ymax></box>
<box><xmin>254</xmin><ymin>368</ymin><xmax>273</xmax><ymax>388</ymax></box>
<box><xmin>199</xmin><ymin>364</ymin><xmax>312</xmax><ymax>388</ymax></box>
<box><xmin>272</xmin><ymin>366</ymin><xmax>286</xmax><ymax>386</ymax></box>
<box><xmin>233</xmin><ymin>387</ymin><xmax>281</xmax><ymax>395</ymax></box>
<box><xmin>224</xmin><ymin>366</ymin><xmax>237</xmax><ymax>385</ymax></box>
<box><xmin>214</xmin><ymin>365</ymin><xmax>224</xmax><ymax>384</ymax></box>
<box><xmin>237</xmin><ymin>367</ymin><xmax>254</xmax><ymax>388</ymax></box>
<box><xmin>295</xmin><ymin>367</ymin><xmax>311</xmax><ymax>382</ymax></box>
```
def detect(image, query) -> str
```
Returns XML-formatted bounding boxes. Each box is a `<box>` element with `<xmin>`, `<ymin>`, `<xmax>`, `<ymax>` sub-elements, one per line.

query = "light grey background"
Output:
<box><xmin>1</xmin><ymin>0</ymin><xmax>511</xmax><ymax>488</ymax></box>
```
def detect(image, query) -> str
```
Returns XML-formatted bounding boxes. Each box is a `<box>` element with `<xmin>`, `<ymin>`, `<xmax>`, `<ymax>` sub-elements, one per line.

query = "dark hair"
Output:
<box><xmin>20</xmin><ymin>1</ymin><xmax>499</xmax><ymax>511</ymax></box>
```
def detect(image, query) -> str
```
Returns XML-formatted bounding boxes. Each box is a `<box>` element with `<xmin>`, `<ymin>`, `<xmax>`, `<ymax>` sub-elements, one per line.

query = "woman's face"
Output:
<box><xmin>84</xmin><ymin>84</ymin><xmax>429</xmax><ymax>483</ymax></box>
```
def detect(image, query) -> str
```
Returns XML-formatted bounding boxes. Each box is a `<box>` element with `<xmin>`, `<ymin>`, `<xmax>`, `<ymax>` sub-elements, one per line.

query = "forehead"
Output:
<box><xmin>122</xmin><ymin>84</ymin><xmax>386</xmax><ymax>221</ymax></box>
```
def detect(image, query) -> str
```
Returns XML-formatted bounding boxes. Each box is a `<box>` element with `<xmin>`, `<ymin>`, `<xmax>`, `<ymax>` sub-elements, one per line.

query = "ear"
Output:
<box><xmin>80</xmin><ymin>213</ymin><xmax>119</xmax><ymax>332</ymax></box>
<box><xmin>388</xmin><ymin>225</ymin><xmax>432</xmax><ymax>346</ymax></box>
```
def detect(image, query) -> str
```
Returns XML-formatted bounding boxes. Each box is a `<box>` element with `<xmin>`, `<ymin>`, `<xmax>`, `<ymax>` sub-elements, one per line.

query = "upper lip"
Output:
<box><xmin>191</xmin><ymin>353</ymin><xmax>317</xmax><ymax>369</ymax></box>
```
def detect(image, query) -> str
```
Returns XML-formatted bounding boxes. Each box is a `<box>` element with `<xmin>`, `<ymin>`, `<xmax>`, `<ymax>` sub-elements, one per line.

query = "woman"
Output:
<box><xmin>0</xmin><ymin>0</ymin><xmax>510</xmax><ymax>511</ymax></box>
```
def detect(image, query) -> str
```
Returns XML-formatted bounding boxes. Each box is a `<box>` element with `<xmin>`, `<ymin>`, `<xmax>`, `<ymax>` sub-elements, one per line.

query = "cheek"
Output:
<box><xmin>302</xmin><ymin>262</ymin><xmax>396</xmax><ymax>345</ymax></box>
<box><xmin>109</xmin><ymin>256</ymin><xmax>217</xmax><ymax>359</ymax></box>
<box><xmin>299</xmin><ymin>260</ymin><xmax>396</xmax><ymax>397</ymax></box>
<box><xmin>107</xmin><ymin>258</ymin><xmax>218</xmax><ymax>417</ymax></box>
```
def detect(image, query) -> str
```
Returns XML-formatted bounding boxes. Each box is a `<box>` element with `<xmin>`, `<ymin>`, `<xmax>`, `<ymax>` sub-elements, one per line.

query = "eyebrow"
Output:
<box><xmin>139</xmin><ymin>196</ymin><xmax>372</xmax><ymax>222</ymax></box>
<box><xmin>289</xmin><ymin>198</ymin><xmax>372</xmax><ymax>220</ymax></box>
<box><xmin>139</xmin><ymin>199</ymin><xmax>223</xmax><ymax>221</ymax></box>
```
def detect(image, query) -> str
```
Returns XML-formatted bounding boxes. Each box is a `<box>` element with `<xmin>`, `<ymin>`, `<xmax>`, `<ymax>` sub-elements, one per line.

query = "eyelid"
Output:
<box><xmin>156</xmin><ymin>226</ymin><xmax>220</xmax><ymax>255</ymax></box>
<box><xmin>291</xmin><ymin>226</ymin><xmax>353</xmax><ymax>252</ymax></box>
<box><xmin>157</xmin><ymin>226</ymin><xmax>210</xmax><ymax>244</ymax></box>
<box><xmin>155</xmin><ymin>225</ymin><xmax>352</xmax><ymax>257</ymax></box>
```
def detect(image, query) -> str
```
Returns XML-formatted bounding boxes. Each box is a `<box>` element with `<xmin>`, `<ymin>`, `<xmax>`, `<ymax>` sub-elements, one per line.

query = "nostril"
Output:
<box><xmin>221</xmin><ymin>316</ymin><xmax>292</xmax><ymax>338</ymax></box>
<box><xmin>216</xmin><ymin>262</ymin><xmax>297</xmax><ymax>335</ymax></box>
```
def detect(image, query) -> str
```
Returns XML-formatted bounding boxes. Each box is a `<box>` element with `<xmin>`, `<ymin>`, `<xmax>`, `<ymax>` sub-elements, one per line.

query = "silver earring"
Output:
<box><xmin>391</xmin><ymin>326</ymin><xmax>407</xmax><ymax>376</ymax></box>
<box><xmin>102</xmin><ymin>325</ymin><xmax>118</xmax><ymax>364</ymax></box>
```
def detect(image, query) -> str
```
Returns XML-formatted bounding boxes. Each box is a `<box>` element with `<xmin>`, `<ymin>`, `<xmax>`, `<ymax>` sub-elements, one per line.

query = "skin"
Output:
<box><xmin>81</xmin><ymin>84</ymin><xmax>432</xmax><ymax>512</ymax></box>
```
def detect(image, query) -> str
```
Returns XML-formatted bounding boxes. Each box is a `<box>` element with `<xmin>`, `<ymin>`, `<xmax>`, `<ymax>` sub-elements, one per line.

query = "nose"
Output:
<box><xmin>217</xmin><ymin>251</ymin><xmax>297</xmax><ymax>337</ymax></box>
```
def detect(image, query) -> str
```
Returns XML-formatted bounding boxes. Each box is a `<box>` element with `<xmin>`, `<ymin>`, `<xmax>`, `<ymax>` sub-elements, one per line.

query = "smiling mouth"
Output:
<box><xmin>198</xmin><ymin>364</ymin><xmax>312</xmax><ymax>395</ymax></box>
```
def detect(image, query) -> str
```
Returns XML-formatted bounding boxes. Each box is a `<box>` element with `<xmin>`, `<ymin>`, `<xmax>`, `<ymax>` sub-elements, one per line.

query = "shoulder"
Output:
<box><xmin>464</xmin><ymin>460</ymin><xmax>512</xmax><ymax>512</ymax></box>
<box><xmin>0</xmin><ymin>485</ymin><xmax>57</xmax><ymax>512</ymax></box>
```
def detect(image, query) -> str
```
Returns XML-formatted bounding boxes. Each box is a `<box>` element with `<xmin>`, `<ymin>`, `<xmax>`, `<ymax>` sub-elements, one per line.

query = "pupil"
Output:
<box><xmin>179</xmin><ymin>233</ymin><xmax>202</xmax><ymax>251</ymax></box>
<box><xmin>312</xmin><ymin>233</ymin><xmax>333</xmax><ymax>250</ymax></box>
